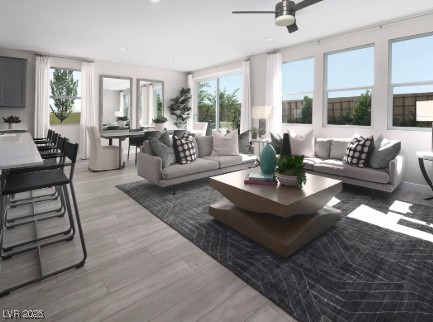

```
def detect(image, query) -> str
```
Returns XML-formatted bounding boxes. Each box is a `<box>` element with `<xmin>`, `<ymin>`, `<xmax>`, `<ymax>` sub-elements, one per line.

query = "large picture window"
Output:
<box><xmin>196</xmin><ymin>73</ymin><xmax>243</xmax><ymax>132</ymax></box>
<box><xmin>391</xmin><ymin>34</ymin><xmax>433</xmax><ymax>128</ymax></box>
<box><xmin>50</xmin><ymin>68</ymin><xmax>81</xmax><ymax>124</ymax></box>
<box><xmin>325</xmin><ymin>46</ymin><xmax>374</xmax><ymax>126</ymax></box>
<box><xmin>282</xmin><ymin>57</ymin><xmax>314</xmax><ymax>124</ymax></box>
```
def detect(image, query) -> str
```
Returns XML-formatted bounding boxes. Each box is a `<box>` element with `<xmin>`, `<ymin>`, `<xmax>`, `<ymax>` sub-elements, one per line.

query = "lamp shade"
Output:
<box><xmin>252</xmin><ymin>105</ymin><xmax>273</xmax><ymax>119</ymax></box>
<box><xmin>416</xmin><ymin>101</ymin><xmax>433</xmax><ymax>121</ymax></box>
<box><xmin>114</xmin><ymin>111</ymin><xmax>122</xmax><ymax>117</ymax></box>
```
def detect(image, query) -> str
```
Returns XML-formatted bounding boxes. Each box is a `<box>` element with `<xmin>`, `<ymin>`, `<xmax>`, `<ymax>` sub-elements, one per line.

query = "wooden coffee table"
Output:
<box><xmin>209</xmin><ymin>168</ymin><xmax>343</xmax><ymax>257</ymax></box>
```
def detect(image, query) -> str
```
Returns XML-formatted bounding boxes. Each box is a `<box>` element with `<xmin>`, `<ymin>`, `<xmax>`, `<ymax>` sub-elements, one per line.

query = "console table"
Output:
<box><xmin>417</xmin><ymin>151</ymin><xmax>433</xmax><ymax>200</ymax></box>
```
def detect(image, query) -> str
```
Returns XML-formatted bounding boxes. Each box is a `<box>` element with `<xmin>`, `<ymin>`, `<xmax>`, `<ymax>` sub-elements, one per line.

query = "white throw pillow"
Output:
<box><xmin>288</xmin><ymin>129</ymin><xmax>315</xmax><ymax>157</ymax></box>
<box><xmin>211</xmin><ymin>131</ymin><xmax>239</xmax><ymax>156</ymax></box>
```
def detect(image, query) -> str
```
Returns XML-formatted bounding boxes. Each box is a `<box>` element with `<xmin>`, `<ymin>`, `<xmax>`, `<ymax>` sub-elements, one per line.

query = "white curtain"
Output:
<box><xmin>266</xmin><ymin>52</ymin><xmax>282</xmax><ymax>134</ymax></box>
<box><xmin>119</xmin><ymin>91</ymin><xmax>124</xmax><ymax>116</ymax></box>
<box><xmin>79</xmin><ymin>61</ymin><xmax>96</xmax><ymax>159</ymax></box>
<box><xmin>34</xmin><ymin>55</ymin><xmax>50</xmax><ymax>138</ymax></box>
<box><xmin>187</xmin><ymin>74</ymin><xmax>195</xmax><ymax>131</ymax></box>
<box><xmin>240</xmin><ymin>59</ymin><xmax>251</xmax><ymax>133</ymax></box>
<box><xmin>139</xmin><ymin>85</ymin><xmax>147</xmax><ymax>126</ymax></box>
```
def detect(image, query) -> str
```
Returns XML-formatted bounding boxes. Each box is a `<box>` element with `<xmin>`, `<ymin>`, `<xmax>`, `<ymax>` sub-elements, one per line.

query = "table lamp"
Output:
<box><xmin>416</xmin><ymin>100</ymin><xmax>433</xmax><ymax>150</ymax></box>
<box><xmin>252</xmin><ymin>105</ymin><xmax>273</xmax><ymax>137</ymax></box>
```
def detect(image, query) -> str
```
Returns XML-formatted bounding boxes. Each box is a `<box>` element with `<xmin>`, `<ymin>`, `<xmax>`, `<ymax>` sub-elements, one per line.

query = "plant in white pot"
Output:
<box><xmin>116</xmin><ymin>116</ymin><xmax>128</xmax><ymax>128</ymax></box>
<box><xmin>3</xmin><ymin>115</ymin><xmax>22</xmax><ymax>129</ymax></box>
<box><xmin>152</xmin><ymin>116</ymin><xmax>168</xmax><ymax>132</ymax></box>
<box><xmin>275</xmin><ymin>155</ymin><xmax>307</xmax><ymax>190</ymax></box>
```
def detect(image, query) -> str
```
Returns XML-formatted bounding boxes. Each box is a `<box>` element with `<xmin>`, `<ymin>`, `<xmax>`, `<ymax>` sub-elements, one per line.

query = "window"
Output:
<box><xmin>196</xmin><ymin>73</ymin><xmax>243</xmax><ymax>132</ymax></box>
<box><xmin>282</xmin><ymin>57</ymin><xmax>314</xmax><ymax>124</ymax></box>
<box><xmin>325</xmin><ymin>46</ymin><xmax>374</xmax><ymax>126</ymax></box>
<box><xmin>391</xmin><ymin>34</ymin><xmax>433</xmax><ymax>128</ymax></box>
<box><xmin>50</xmin><ymin>68</ymin><xmax>81</xmax><ymax>124</ymax></box>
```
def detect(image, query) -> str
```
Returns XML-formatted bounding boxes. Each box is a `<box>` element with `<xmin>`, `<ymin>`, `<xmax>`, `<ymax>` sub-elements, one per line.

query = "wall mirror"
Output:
<box><xmin>136</xmin><ymin>78</ymin><xmax>164</xmax><ymax>128</ymax></box>
<box><xmin>99</xmin><ymin>75</ymin><xmax>133</xmax><ymax>131</ymax></box>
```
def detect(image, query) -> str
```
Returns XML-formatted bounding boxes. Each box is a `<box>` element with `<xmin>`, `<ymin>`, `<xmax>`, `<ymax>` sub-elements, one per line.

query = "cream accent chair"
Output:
<box><xmin>87</xmin><ymin>126</ymin><xmax>120</xmax><ymax>171</ymax></box>
<box><xmin>190</xmin><ymin>122</ymin><xmax>208</xmax><ymax>137</ymax></box>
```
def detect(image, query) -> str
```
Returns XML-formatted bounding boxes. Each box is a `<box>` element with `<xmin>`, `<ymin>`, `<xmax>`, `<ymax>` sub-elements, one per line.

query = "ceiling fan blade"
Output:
<box><xmin>292</xmin><ymin>0</ymin><xmax>323</xmax><ymax>11</ymax></box>
<box><xmin>232</xmin><ymin>11</ymin><xmax>276</xmax><ymax>14</ymax></box>
<box><xmin>287</xmin><ymin>23</ymin><xmax>299</xmax><ymax>33</ymax></box>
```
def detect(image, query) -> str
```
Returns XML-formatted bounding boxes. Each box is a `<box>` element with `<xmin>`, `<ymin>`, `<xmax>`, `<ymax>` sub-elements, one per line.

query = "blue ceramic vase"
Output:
<box><xmin>260</xmin><ymin>142</ymin><xmax>276</xmax><ymax>175</ymax></box>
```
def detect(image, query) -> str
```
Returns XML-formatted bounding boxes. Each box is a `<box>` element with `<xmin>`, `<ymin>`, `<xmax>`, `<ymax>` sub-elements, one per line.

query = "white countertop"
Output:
<box><xmin>0</xmin><ymin>132</ymin><xmax>43</xmax><ymax>169</ymax></box>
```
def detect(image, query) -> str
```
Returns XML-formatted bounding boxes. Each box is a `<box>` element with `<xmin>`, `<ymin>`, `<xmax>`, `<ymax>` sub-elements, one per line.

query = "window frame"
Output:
<box><xmin>323</xmin><ymin>43</ymin><xmax>375</xmax><ymax>128</ymax></box>
<box><xmin>194</xmin><ymin>68</ymin><xmax>243</xmax><ymax>131</ymax></box>
<box><xmin>388</xmin><ymin>32</ymin><xmax>433</xmax><ymax>131</ymax></box>
<box><xmin>49</xmin><ymin>66</ymin><xmax>82</xmax><ymax>125</ymax></box>
<box><xmin>281</xmin><ymin>56</ymin><xmax>315</xmax><ymax>125</ymax></box>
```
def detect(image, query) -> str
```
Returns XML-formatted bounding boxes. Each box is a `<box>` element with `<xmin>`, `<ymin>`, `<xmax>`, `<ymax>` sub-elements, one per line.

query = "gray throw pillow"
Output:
<box><xmin>159</xmin><ymin>131</ymin><xmax>173</xmax><ymax>147</ymax></box>
<box><xmin>238</xmin><ymin>130</ymin><xmax>250</xmax><ymax>154</ymax></box>
<box><xmin>315</xmin><ymin>138</ymin><xmax>332</xmax><ymax>159</ymax></box>
<box><xmin>270</xmin><ymin>132</ymin><xmax>282</xmax><ymax>154</ymax></box>
<box><xmin>369</xmin><ymin>137</ymin><xmax>401</xmax><ymax>169</ymax></box>
<box><xmin>149</xmin><ymin>137</ymin><xmax>176</xmax><ymax>168</ymax></box>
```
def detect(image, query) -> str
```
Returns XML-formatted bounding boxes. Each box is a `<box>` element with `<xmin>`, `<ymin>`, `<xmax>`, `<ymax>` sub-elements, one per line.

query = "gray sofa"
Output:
<box><xmin>302</xmin><ymin>138</ymin><xmax>404</xmax><ymax>193</ymax></box>
<box><xmin>137</xmin><ymin>136</ymin><xmax>257</xmax><ymax>190</ymax></box>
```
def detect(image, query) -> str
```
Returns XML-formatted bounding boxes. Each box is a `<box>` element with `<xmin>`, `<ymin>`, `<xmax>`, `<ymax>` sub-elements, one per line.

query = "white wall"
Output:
<box><xmin>245</xmin><ymin>15</ymin><xmax>433</xmax><ymax>186</ymax></box>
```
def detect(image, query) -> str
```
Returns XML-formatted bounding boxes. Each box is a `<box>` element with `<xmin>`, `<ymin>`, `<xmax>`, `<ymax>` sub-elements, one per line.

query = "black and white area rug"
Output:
<box><xmin>117</xmin><ymin>179</ymin><xmax>433</xmax><ymax>322</ymax></box>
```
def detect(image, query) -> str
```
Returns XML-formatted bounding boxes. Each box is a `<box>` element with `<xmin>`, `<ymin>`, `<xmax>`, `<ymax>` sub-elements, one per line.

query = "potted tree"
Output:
<box><xmin>275</xmin><ymin>155</ymin><xmax>307</xmax><ymax>190</ymax></box>
<box><xmin>168</xmin><ymin>87</ymin><xmax>192</xmax><ymax>129</ymax></box>
<box><xmin>3</xmin><ymin>115</ymin><xmax>22</xmax><ymax>129</ymax></box>
<box><xmin>250</xmin><ymin>127</ymin><xmax>259</xmax><ymax>139</ymax></box>
<box><xmin>152</xmin><ymin>116</ymin><xmax>168</xmax><ymax>131</ymax></box>
<box><xmin>116</xmin><ymin>116</ymin><xmax>128</xmax><ymax>128</ymax></box>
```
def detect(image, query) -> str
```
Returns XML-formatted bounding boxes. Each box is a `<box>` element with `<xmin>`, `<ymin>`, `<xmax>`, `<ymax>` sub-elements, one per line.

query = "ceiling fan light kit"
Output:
<box><xmin>233</xmin><ymin>0</ymin><xmax>323</xmax><ymax>33</ymax></box>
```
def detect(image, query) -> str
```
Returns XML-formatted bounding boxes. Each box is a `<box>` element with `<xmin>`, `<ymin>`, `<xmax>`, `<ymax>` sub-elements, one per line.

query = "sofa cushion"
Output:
<box><xmin>238</xmin><ymin>130</ymin><xmax>251</xmax><ymax>154</ymax></box>
<box><xmin>303</xmin><ymin>157</ymin><xmax>325</xmax><ymax>171</ymax></box>
<box><xmin>343</xmin><ymin>164</ymin><xmax>390</xmax><ymax>184</ymax></box>
<box><xmin>142</xmin><ymin>140</ymin><xmax>154</xmax><ymax>155</ymax></box>
<box><xmin>270</xmin><ymin>132</ymin><xmax>283</xmax><ymax>154</ymax></box>
<box><xmin>289</xmin><ymin>129</ymin><xmax>315</xmax><ymax>157</ymax></box>
<box><xmin>241</xmin><ymin>154</ymin><xmax>257</xmax><ymax>164</ymax></box>
<box><xmin>315</xmin><ymin>139</ymin><xmax>331</xmax><ymax>159</ymax></box>
<box><xmin>369</xmin><ymin>135</ymin><xmax>401</xmax><ymax>169</ymax></box>
<box><xmin>195</xmin><ymin>136</ymin><xmax>213</xmax><ymax>157</ymax></box>
<box><xmin>314</xmin><ymin>159</ymin><xmax>345</xmax><ymax>176</ymax></box>
<box><xmin>173</xmin><ymin>134</ymin><xmax>197</xmax><ymax>165</ymax></box>
<box><xmin>211</xmin><ymin>131</ymin><xmax>239</xmax><ymax>156</ymax></box>
<box><xmin>161</xmin><ymin>158</ymin><xmax>219</xmax><ymax>180</ymax></box>
<box><xmin>203</xmin><ymin>155</ymin><xmax>242</xmax><ymax>168</ymax></box>
<box><xmin>329</xmin><ymin>138</ymin><xmax>351</xmax><ymax>160</ymax></box>
<box><xmin>342</xmin><ymin>135</ymin><xmax>374</xmax><ymax>168</ymax></box>
<box><xmin>149</xmin><ymin>137</ymin><xmax>176</xmax><ymax>169</ymax></box>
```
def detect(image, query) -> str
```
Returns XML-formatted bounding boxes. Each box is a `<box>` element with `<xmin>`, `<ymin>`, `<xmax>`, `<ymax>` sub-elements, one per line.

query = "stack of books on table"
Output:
<box><xmin>244</xmin><ymin>172</ymin><xmax>277</xmax><ymax>186</ymax></box>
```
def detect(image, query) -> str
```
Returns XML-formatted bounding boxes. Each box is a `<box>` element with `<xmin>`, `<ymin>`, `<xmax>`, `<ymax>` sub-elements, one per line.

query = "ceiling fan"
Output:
<box><xmin>232</xmin><ymin>0</ymin><xmax>323</xmax><ymax>33</ymax></box>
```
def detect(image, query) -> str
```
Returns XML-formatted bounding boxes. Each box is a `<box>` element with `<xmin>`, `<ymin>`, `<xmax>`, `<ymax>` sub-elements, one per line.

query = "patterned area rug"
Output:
<box><xmin>117</xmin><ymin>179</ymin><xmax>433</xmax><ymax>322</ymax></box>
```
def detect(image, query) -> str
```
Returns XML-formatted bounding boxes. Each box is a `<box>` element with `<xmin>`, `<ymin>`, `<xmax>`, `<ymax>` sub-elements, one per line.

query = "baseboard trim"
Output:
<box><xmin>399</xmin><ymin>181</ymin><xmax>431</xmax><ymax>194</ymax></box>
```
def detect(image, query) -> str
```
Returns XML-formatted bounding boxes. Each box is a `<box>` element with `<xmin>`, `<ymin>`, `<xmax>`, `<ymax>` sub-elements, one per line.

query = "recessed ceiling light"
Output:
<box><xmin>265</xmin><ymin>37</ymin><xmax>273</xmax><ymax>42</ymax></box>
<box><xmin>167</xmin><ymin>56</ymin><xmax>174</xmax><ymax>60</ymax></box>
<box><xmin>118</xmin><ymin>46</ymin><xmax>127</xmax><ymax>51</ymax></box>
<box><xmin>150</xmin><ymin>0</ymin><xmax>160</xmax><ymax>3</ymax></box>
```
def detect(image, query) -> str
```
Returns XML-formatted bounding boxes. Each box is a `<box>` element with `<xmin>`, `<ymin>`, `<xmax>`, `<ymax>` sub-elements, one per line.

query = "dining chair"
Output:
<box><xmin>87</xmin><ymin>126</ymin><xmax>120</xmax><ymax>171</ymax></box>
<box><xmin>128</xmin><ymin>129</ymin><xmax>145</xmax><ymax>164</ymax></box>
<box><xmin>190</xmin><ymin>122</ymin><xmax>208</xmax><ymax>137</ymax></box>
<box><xmin>172</xmin><ymin>130</ymin><xmax>187</xmax><ymax>138</ymax></box>
<box><xmin>33</xmin><ymin>129</ymin><xmax>53</xmax><ymax>144</ymax></box>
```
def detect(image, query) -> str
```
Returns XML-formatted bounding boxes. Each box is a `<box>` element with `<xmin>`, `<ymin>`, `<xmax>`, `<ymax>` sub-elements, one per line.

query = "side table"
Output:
<box><xmin>417</xmin><ymin>151</ymin><xmax>433</xmax><ymax>200</ymax></box>
<box><xmin>251</xmin><ymin>138</ymin><xmax>271</xmax><ymax>159</ymax></box>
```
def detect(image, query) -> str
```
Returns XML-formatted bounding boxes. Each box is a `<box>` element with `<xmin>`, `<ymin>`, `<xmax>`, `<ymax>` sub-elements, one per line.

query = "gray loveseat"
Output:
<box><xmin>302</xmin><ymin>138</ymin><xmax>404</xmax><ymax>193</ymax></box>
<box><xmin>137</xmin><ymin>136</ymin><xmax>257</xmax><ymax>191</ymax></box>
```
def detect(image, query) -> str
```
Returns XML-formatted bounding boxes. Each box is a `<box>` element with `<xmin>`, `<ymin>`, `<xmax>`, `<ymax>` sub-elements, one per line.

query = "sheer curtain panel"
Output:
<box><xmin>187</xmin><ymin>74</ymin><xmax>195</xmax><ymax>131</ymax></box>
<box><xmin>34</xmin><ymin>55</ymin><xmax>50</xmax><ymax>138</ymax></box>
<box><xmin>265</xmin><ymin>52</ymin><xmax>282</xmax><ymax>134</ymax></box>
<box><xmin>240</xmin><ymin>59</ymin><xmax>251</xmax><ymax>133</ymax></box>
<box><xmin>80</xmin><ymin>61</ymin><xmax>96</xmax><ymax>159</ymax></box>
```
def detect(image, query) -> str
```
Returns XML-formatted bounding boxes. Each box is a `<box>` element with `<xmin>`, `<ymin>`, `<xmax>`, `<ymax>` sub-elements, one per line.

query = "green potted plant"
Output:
<box><xmin>3</xmin><ymin>115</ymin><xmax>22</xmax><ymax>129</ymax></box>
<box><xmin>116</xmin><ymin>116</ymin><xmax>128</xmax><ymax>128</ymax></box>
<box><xmin>275</xmin><ymin>155</ymin><xmax>307</xmax><ymax>190</ymax></box>
<box><xmin>250</xmin><ymin>127</ymin><xmax>259</xmax><ymax>139</ymax></box>
<box><xmin>152</xmin><ymin>115</ymin><xmax>168</xmax><ymax>131</ymax></box>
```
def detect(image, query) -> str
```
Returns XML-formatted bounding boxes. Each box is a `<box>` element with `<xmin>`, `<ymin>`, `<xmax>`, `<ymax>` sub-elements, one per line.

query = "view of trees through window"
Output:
<box><xmin>391</xmin><ymin>34</ymin><xmax>433</xmax><ymax>127</ymax></box>
<box><xmin>282</xmin><ymin>58</ymin><xmax>314</xmax><ymax>124</ymax></box>
<box><xmin>50</xmin><ymin>68</ymin><xmax>81</xmax><ymax>124</ymax></box>
<box><xmin>197</xmin><ymin>73</ymin><xmax>242</xmax><ymax>132</ymax></box>
<box><xmin>326</xmin><ymin>46</ymin><xmax>374</xmax><ymax>126</ymax></box>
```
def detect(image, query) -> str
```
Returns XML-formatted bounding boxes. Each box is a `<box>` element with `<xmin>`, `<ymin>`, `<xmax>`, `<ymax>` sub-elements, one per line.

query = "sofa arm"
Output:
<box><xmin>137</xmin><ymin>152</ymin><xmax>162</xmax><ymax>185</ymax></box>
<box><xmin>389</xmin><ymin>155</ymin><xmax>404</xmax><ymax>189</ymax></box>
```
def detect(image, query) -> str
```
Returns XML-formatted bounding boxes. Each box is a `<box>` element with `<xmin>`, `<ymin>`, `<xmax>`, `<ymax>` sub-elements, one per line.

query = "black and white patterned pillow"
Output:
<box><xmin>343</xmin><ymin>135</ymin><xmax>374</xmax><ymax>168</ymax></box>
<box><xmin>173</xmin><ymin>134</ymin><xmax>197</xmax><ymax>164</ymax></box>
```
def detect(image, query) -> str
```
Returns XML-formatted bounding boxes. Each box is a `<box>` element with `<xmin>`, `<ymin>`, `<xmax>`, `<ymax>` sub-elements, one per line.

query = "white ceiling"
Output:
<box><xmin>1</xmin><ymin>0</ymin><xmax>432</xmax><ymax>72</ymax></box>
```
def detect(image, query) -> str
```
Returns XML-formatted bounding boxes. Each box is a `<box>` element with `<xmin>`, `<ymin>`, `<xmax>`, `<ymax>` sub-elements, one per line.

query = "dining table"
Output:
<box><xmin>0</xmin><ymin>132</ymin><xmax>43</xmax><ymax>170</ymax></box>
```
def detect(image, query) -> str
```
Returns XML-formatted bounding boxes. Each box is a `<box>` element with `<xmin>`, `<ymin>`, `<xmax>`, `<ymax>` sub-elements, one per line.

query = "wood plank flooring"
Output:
<box><xmin>0</xmin><ymin>158</ymin><xmax>296</xmax><ymax>321</ymax></box>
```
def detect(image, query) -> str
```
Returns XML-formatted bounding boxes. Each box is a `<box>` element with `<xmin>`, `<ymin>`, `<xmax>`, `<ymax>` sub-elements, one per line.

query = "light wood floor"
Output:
<box><xmin>0</xmin><ymin>157</ymin><xmax>430</xmax><ymax>321</ymax></box>
<box><xmin>0</xmin><ymin>158</ymin><xmax>297</xmax><ymax>322</ymax></box>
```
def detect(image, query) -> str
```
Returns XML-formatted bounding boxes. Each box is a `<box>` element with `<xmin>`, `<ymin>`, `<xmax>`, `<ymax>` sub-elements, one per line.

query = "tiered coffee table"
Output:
<box><xmin>209</xmin><ymin>169</ymin><xmax>343</xmax><ymax>257</ymax></box>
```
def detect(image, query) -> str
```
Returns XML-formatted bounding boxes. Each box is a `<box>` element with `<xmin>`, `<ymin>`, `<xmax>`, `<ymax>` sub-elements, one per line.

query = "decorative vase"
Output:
<box><xmin>275</xmin><ymin>173</ymin><xmax>297</xmax><ymax>186</ymax></box>
<box><xmin>260</xmin><ymin>143</ymin><xmax>276</xmax><ymax>175</ymax></box>
<box><xmin>155</xmin><ymin>123</ymin><xmax>165</xmax><ymax>132</ymax></box>
<box><xmin>280</xmin><ymin>133</ymin><xmax>291</xmax><ymax>157</ymax></box>
<box><xmin>117</xmin><ymin>120</ymin><xmax>126</xmax><ymax>127</ymax></box>
<box><xmin>8</xmin><ymin>123</ymin><xmax>15</xmax><ymax>130</ymax></box>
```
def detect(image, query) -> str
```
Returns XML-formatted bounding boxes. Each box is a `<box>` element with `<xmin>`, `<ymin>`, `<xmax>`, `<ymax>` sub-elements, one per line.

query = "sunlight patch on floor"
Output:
<box><xmin>327</xmin><ymin>197</ymin><xmax>341</xmax><ymax>207</ymax></box>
